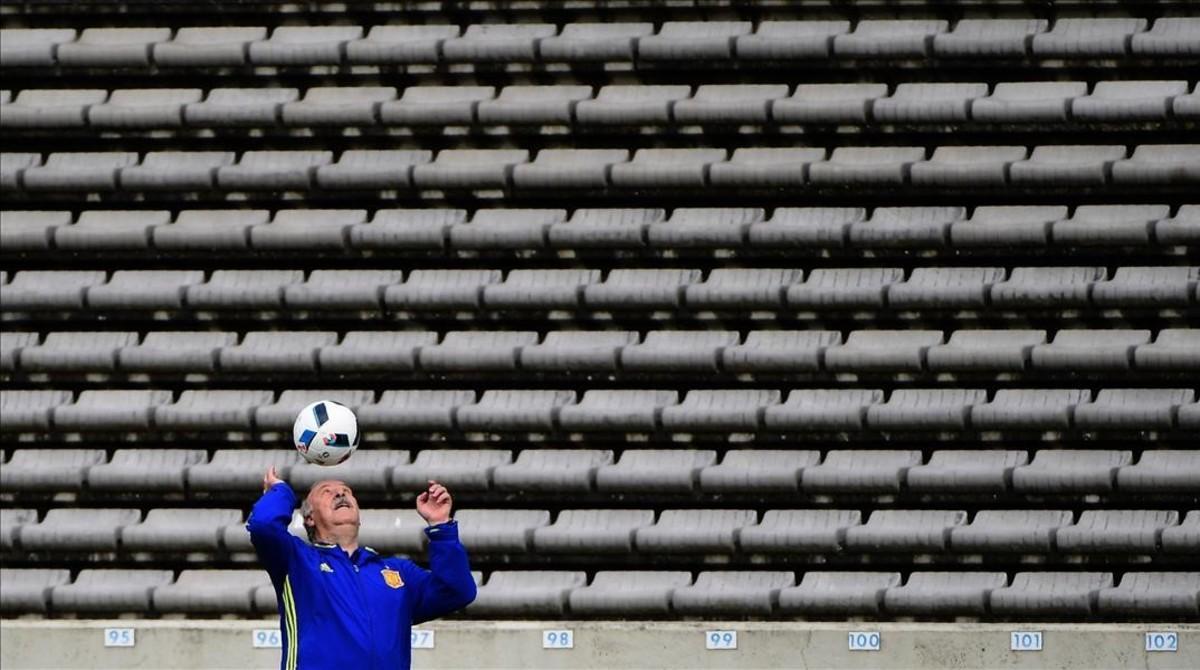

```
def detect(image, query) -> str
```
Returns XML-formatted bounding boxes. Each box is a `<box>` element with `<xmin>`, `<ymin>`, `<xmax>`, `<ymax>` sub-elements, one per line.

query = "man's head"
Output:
<box><xmin>301</xmin><ymin>480</ymin><xmax>360</xmax><ymax>544</ymax></box>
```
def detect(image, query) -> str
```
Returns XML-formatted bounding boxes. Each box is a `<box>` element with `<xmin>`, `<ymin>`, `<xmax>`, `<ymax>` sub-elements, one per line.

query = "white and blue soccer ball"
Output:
<box><xmin>293</xmin><ymin>400</ymin><xmax>359</xmax><ymax>466</ymax></box>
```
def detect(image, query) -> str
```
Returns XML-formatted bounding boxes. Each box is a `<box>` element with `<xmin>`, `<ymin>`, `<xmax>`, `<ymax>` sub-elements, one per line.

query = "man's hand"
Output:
<box><xmin>416</xmin><ymin>480</ymin><xmax>452</xmax><ymax>525</ymax></box>
<box><xmin>262</xmin><ymin>466</ymin><xmax>283</xmax><ymax>493</ymax></box>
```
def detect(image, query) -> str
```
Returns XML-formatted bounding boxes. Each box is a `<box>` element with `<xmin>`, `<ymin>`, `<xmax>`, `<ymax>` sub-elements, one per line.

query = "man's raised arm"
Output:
<box><xmin>247</xmin><ymin>466</ymin><xmax>298</xmax><ymax>578</ymax></box>
<box><xmin>409</xmin><ymin>481</ymin><xmax>477</xmax><ymax>623</ymax></box>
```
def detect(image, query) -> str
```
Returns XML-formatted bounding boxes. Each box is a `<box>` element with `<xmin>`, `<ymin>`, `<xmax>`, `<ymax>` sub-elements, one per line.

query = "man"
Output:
<box><xmin>248</xmin><ymin>466</ymin><xmax>476</xmax><ymax>670</ymax></box>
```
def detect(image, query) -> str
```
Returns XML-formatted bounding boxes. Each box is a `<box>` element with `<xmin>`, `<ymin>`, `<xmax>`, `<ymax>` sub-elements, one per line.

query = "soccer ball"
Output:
<box><xmin>293</xmin><ymin>400</ymin><xmax>359</xmax><ymax>466</ymax></box>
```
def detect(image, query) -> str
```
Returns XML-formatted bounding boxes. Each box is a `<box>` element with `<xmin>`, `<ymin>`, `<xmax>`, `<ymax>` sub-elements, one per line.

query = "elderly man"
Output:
<box><xmin>249</xmin><ymin>466</ymin><xmax>476</xmax><ymax>670</ymax></box>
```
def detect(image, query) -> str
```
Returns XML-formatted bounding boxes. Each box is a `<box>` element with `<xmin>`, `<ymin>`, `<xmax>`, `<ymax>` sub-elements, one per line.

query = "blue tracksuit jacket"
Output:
<box><xmin>248</xmin><ymin>483</ymin><xmax>476</xmax><ymax>670</ymax></box>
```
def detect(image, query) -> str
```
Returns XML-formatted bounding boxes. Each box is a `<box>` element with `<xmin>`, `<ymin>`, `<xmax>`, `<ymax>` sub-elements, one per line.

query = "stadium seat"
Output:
<box><xmin>685</xmin><ymin>268</ymin><xmax>802</xmax><ymax>308</ymax></box>
<box><xmin>116</xmin><ymin>331</ymin><xmax>236</xmax><ymax>374</ymax></box>
<box><xmin>707</xmin><ymin>148</ymin><xmax>825</xmax><ymax>188</ymax></box>
<box><xmin>635</xmin><ymin>509</ymin><xmax>756</xmax><ymax>554</ymax></box>
<box><xmin>778</xmin><ymin>572</ymin><xmax>899</xmax><ymax>616</ymax></box>
<box><xmin>809</xmin><ymin>146</ymin><xmax>924</xmax><ymax>185</ymax></box>
<box><xmin>23</xmin><ymin>152</ymin><xmax>139</xmax><ymax>191</ymax></box>
<box><xmin>867</xmin><ymin>389</ymin><xmax>987</xmax><ymax>430</ymax></box>
<box><xmin>950</xmin><ymin>205</ymin><xmax>1065</xmax><ymax>246</ymax></box>
<box><xmin>183</xmin><ymin>88</ymin><xmax>300</xmax><ymax>126</ymax></box>
<box><xmin>738</xmin><ymin>509</ymin><xmax>861</xmax><ymax>553</ymax></box>
<box><xmin>773</xmin><ymin>84</ymin><xmax>888</xmax><ymax>124</ymax></box>
<box><xmin>1031</xmin><ymin>18</ymin><xmax>1147</xmax><ymax>57</ymax></box>
<box><xmin>786</xmin><ymin>267</ymin><xmax>903</xmax><ymax>308</ymax></box>
<box><xmin>736</xmin><ymin>20</ymin><xmax>849</xmax><ymax>59</ymax></box>
<box><xmin>454</xmin><ymin>389</ymin><xmax>573</xmax><ymax>432</ymax></box>
<box><xmin>0</xmin><ymin>211</ymin><xmax>72</xmax><ymax>251</ymax></box>
<box><xmin>1</xmin><ymin>89</ymin><xmax>108</xmax><ymax>128</ymax></box>
<box><xmin>595</xmin><ymin>449</ymin><xmax>717</xmax><ymax>493</ymax></box>
<box><xmin>284</xmin><ymin>270</ymin><xmax>404</xmax><ymax>310</ymax></box>
<box><xmin>0</xmin><ymin>332</ymin><xmax>38</xmax><ymax>372</ymax></box>
<box><xmin>889</xmin><ymin>268</ymin><xmax>1007</xmax><ymax>309</ymax></box>
<box><xmin>356</xmin><ymin>390</ymin><xmax>475</xmax><ymax>432</ymax></box>
<box><xmin>518</xmin><ymin>332</ymin><xmax>639</xmax><ymax>373</ymax></box>
<box><xmin>442</xmin><ymin>24</ymin><xmax>555</xmax><ymax>63</ymax></box>
<box><xmin>121</xmin><ymin>152</ymin><xmax>234</xmax><ymax>190</ymax></box>
<box><xmin>0</xmin><ymin>448</ymin><xmax>105</xmax><ymax>492</ymax></box>
<box><xmin>721</xmin><ymin>331</ymin><xmax>840</xmax><ymax>373</ymax></box>
<box><xmin>121</xmin><ymin>508</ymin><xmax>242</xmax><ymax>553</ymax></box>
<box><xmin>154</xmin><ymin>26</ymin><xmax>266</xmax><ymax>67</ymax></box>
<box><xmin>746</xmin><ymin>207</ymin><xmax>863</xmax><ymax>248</ymax></box>
<box><xmin>492</xmin><ymin>449</ymin><xmax>614</xmax><ymax>493</ymax></box>
<box><xmin>884</xmin><ymin>572</ymin><xmax>1007</xmax><ymax>616</ymax></box>
<box><xmin>384</xmin><ymin>269</ymin><xmax>502</xmax><ymax>311</ymax></box>
<box><xmin>647</xmin><ymin>208</ymin><xmax>764</xmax><ymax>249</ymax></box>
<box><xmin>288</xmin><ymin>450</ymin><xmax>411</xmax><ymax>493</ymax></box>
<box><xmin>556</xmin><ymin>390</ymin><xmax>677</xmax><ymax>432</ymax></box>
<box><xmin>989</xmin><ymin>266</ymin><xmax>1106</xmax><ymax>307</ymax></box>
<box><xmin>481</xmin><ymin>269</ymin><xmax>598</xmax><ymax>309</ymax></box>
<box><xmin>1074</xmin><ymin>388</ymin><xmax>1194</xmax><ymax>429</ymax></box>
<box><xmin>1056</xmin><ymin>510</ymin><xmax>1180</xmax><ymax>553</ymax></box>
<box><xmin>153</xmin><ymin>210</ymin><xmax>269</xmax><ymax>251</ymax></box>
<box><xmin>348</xmin><ymin>209</ymin><xmax>464</xmax><ymax>251</ymax></box>
<box><xmin>1097</xmin><ymin>572</ymin><xmax>1200</xmax><ymax>617</ymax></box>
<box><xmin>843</xmin><ymin>510</ymin><xmax>967</xmax><ymax>552</ymax></box>
<box><xmin>251</xmin><ymin>209</ymin><xmax>365</xmax><ymax>251</ymax></box>
<box><xmin>1132</xmin><ymin>17</ymin><xmax>1200</xmax><ymax>55</ymax></box>
<box><xmin>0</xmin><ymin>28</ymin><xmax>77</xmax><ymax>67</ymax></box>
<box><xmin>153</xmin><ymin>570</ymin><xmax>270</xmax><ymax>615</ymax></box>
<box><xmin>248</xmin><ymin>26</ymin><xmax>363</xmax><ymax>65</ymax></box>
<box><xmin>19</xmin><ymin>508</ymin><xmax>141</xmax><ymax>552</ymax></box>
<box><xmin>187</xmin><ymin>449</ymin><xmax>301</xmax><ymax>493</ymax></box>
<box><xmin>477</xmin><ymin>85</ymin><xmax>592</xmax><ymax>125</ymax></box>
<box><xmin>451</xmin><ymin>209</ymin><xmax>564</xmax><ymax>250</ymax></box>
<box><xmin>53</xmin><ymin>389</ymin><xmax>173</xmax><ymax>431</ymax></box>
<box><xmin>218</xmin><ymin>331</ymin><xmax>337</xmax><ymax>372</ymax></box>
<box><xmin>391</xmin><ymin>449</ymin><xmax>512</xmax><ymax>492</ymax></box>
<box><xmin>54</xmin><ymin>210</ymin><xmax>168</xmax><ymax>250</ymax></box>
<box><xmin>933</xmin><ymin>19</ymin><xmax>1048</xmax><ymax>57</ymax></box>
<box><xmin>802</xmin><ymin>450</ymin><xmax>922</xmax><ymax>494</ymax></box>
<box><xmin>281</xmin><ymin>87</ymin><xmax>395</xmax><ymax>126</ymax></box>
<box><xmin>0</xmin><ymin>391</ymin><xmax>74</xmax><ymax>433</ymax></box>
<box><xmin>698</xmin><ymin>450</ymin><xmax>820</xmax><ymax>493</ymax></box>
<box><xmin>672</xmin><ymin>571</ymin><xmax>795</xmax><ymax>617</ymax></box>
<box><xmin>824</xmin><ymin>330</ymin><xmax>943</xmax><ymax>372</ymax></box>
<box><xmin>1091</xmin><ymin>266</ymin><xmax>1197</xmax><ymax>306</ymax></box>
<box><xmin>87</xmin><ymin>270</ymin><xmax>205</xmax><ymax>310</ymax></box>
<box><xmin>453</xmin><ymin>509</ymin><xmax>550</xmax><ymax>553</ymax></box>
<box><xmin>253</xmin><ymin>389</ymin><xmax>373</xmax><ymax>432</ymax></box>
<box><xmin>949</xmin><ymin>510</ymin><xmax>1073</xmax><ymax>553</ymax></box>
<box><xmin>469</xmin><ymin>571</ymin><xmax>586</xmax><ymax>617</ymax></box>
<box><xmin>57</xmin><ymin>27</ymin><xmax>171</xmax><ymax>67</ymax></box>
<box><xmin>378</xmin><ymin>86</ymin><xmax>492</xmax><ymax>125</ymax></box>
<box><xmin>216</xmin><ymin>151</ymin><xmax>332</xmax><ymax>190</ymax></box>
<box><xmin>355</xmin><ymin>509</ymin><xmax>428</xmax><ymax>555</ymax></box>
<box><xmin>412</xmin><ymin>149</ymin><xmax>528</xmax><ymax>190</ymax></box>
<box><xmin>1111</xmin><ymin>145</ymin><xmax>1200</xmax><ymax>185</ymax></box>
<box><xmin>584</xmin><ymin>269</ymin><xmax>701</xmax><ymax>310</ymax></box>
<box><xmin>972</xmin><ymin>81</ymin><xmax>1087</xmax><ymax>123</ymax></box>
<box><xmin>1009</xmin><ymin>145</ymin><xmax>1127</xmax><ymax>186</ymax></box>
<box><xmin>533</xmin><ymin>509</ymin><xmax>655</xmax><ymax>554</ymax></box>
<box><xmin>18</xmin><ymin>331</ymin><xmax>138</xmax><ymax>372</ymax></box>
<box><xmin>638</xmin><ymin>21</ymin><xmax>750</xmax><ymax>60</ymax></box>
<box><xmin>990</xmin><ymin>572</ymin><xmax>1113</xmax><ymax>617</ymax></box>
<box><xmin>574</xmin><ymin>85</ymin><xmax>689</xmax><ymax>125</ymax></box>
<box><xmin>1116</xmin><ymin>450</ymin><xmax>1200</xmax><ymax>492</ymax></box>
<box><xmin>1073</xmin><ymin>80</ymin><xmax>1189</xmax><ymax>121</ymax></box>
<box><xmin>0</xmin><ymin>509</ymin><xmax>37</xmax><ymax>551</ymax></box>
<box><xmin>661</xmin><ymin>389</ymin><xmax>778</xmax><ymax>432</ymax></box>
<box><xmin>620</xmin><ymin>331</ymin><xmax>737</xmax><ymax>372</ymax></box>
<box><xmin>316</xmin><ymin>331</ymin><xmax>436</xmax><ymax>372</ymax></box>
<box><xmin>1133</xmin><ymin>329</ymin><xmax>1200</xmax><ymax>370</ymax></box>
<box><xmin>314</xmin><ymin>150</ymin><xmax>431</xmax><ymax>190</ymax></box>
<box><xmin>345</xmin><ymin>25</ymin><xmax>459</xmax><ymax>65</ymax></box>
<box><xmin>834</xmin><ymin>19</ymin><xmax>947</xmax><ymax>58</ymax></box>
<box><xmin>1011</xmin><ymin>450</ymin><xmax>1132</xmax><ymax>494</ymax></box>
<box><xmin>910</xmin><ymin>146</ymin><xmax>1027</xmax><ymax>187</ymax></box>
<box><xmin>88</xmin><ymin>88</ymin><xmax>202</xmax><ymax>128</ymax></box>
<box><xmin>87</xmin><ymin>449</ymin><xmax>208</xmax><ymax>492</ymax></box>
<box><xmin>874</xmin><ymin>83</ymin><xmax>989</xmax><ymax>123</ymax></box>
<box><xmin>1031</xmin><ymin>330</ymin><xmax>1151</xmax><ymax>371</ymax></box>
<box><xmin>1053</xmin><ymin>204</ymin><xmax>1169</xmax><ymax>246</ymax></box>
<box><xmin>568</xmin><ymin>571</ymin><xmax>693</xmax><ymax>616</ymax></box>
<box><xmin>547</xmin><ymin>208</ymin><xmax>663</xmax><ymax>249</ymax></box>
<box><xmin>0</xmin><ymin>569</ymin><xmax>70</xmax><ymax>613</ymax></box>
<box><xmin>1161</xmin><ymin>512</ymin><xmax>1199</xmax><ymax>554</ymax></box>
<box><xmin>0</xmin><ymin>152</ymin><xmax>40</xmax><ymax>190</ymax></box>
<box><xmin>906</xmin><ymin>450</ymin><xmax>1029</xmax><ymax>493</ymax></box>
<box><xmin>970</xmin><ymin>389</ymin><xmax>1091</xmax><ymax>430</ymax></box>
<box><xmin>673</xmin><ymin>84</ymin><xmax>788</xmax><ymax>124</ymax></box>
<box><xmin>609</xmin><ymin>149</ymin><xmax>726</xmax><ymax>189</ymax></box>
<box><xmin>51</xmin><ymin>569</ymin><xmax>173</xmax><ymax>614</ymax></box>
<box><xmin>538</xmin><ymin>23</ymin><xmax>652</xmax><ymax>62</ymax></box>
<box><xmin>512</xmin><ymin>149</ymin><xmax>630</xmax><ymax>190</ymax></box>
<box><xmin>764</xmin><ymin>389</ymin><xmax>883</xmax><ymax>431</ymax></box>
<box><xmin>187</xmin><ymin>270</ymin><xmax>305</xmax><ymax>312</ymax></box>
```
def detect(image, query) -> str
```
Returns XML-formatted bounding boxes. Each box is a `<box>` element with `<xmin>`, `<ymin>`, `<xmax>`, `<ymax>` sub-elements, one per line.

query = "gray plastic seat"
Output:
<box><xmin>19</xmin><ymin>508</ymin><xmax>141</xmax><ymax>552</ymax></box>
<box><xmin>248</xmin><ymin>25</ymin><xmax>363</xmax><ymax>65</ymax></box>
<box><xmin>635</xmin><ymin>509</ymin><xmax>756</xmax><ymax>554</ymax></box>
<box><xmin>570</xmin><ymin>572</ymin><xmax>694</xmax><ymax>617</ymax></box>
<box><xmin>0</xmin><ymin>448</ymin><xmax>104</xmax><ymax>492</ymax></box>
<box><xmin>1117</xmin><ymin>450</ymin><xmax>1200</xmax><ymax>492</ymax></box>
<box><xmin>22</xmin><ymin>152</ymin><xmax>138</xmax><ymax>191</ymax></box>
<box><xmin>1</xmin><ymin>89</ymin><xmax>108</xmax><ymax>128</ymax></box>
<box><xmin>849</xmin><ymin>207</ymin><xmax>964</xmax><ymax>248</ymax></box>
<box><xmin>348</xmin><ymin>209</ymin><xmax>464</xmax><ymax>251</ymax></box>
<box><xmin>884</xmin><ymin>572</ymin><xmax>1007</xmax><ymax>616</ymax></box>
<box><xmin>933</xmin><ymin>19</ymin><xmax>1049</xmax><ymax>57</ymax></box>
<box><xmin>378</xmin><ymin>85</ymin><xmax>493</xmax><ymax>125</ymax></box>
<box><xmin>492</xmin><ymin>449</ymin><xmax>613</xmax><ymax>493</ymax></box>
<box><xmin>907</xmin><ymin>450</ymin><xmax>1029</xmax><ymax>493</ymax></box>
<box><xmin>722</xmin><ymin>331</ymin><xmax>841</xmax><ymax>373</ymax></box>
<box><xmin>610</xmin><ymin>148</ymin><xmax>725</xmax><ymax>188</ymax></box>
<box><xmin>970</xmin><ymin>389</ymin><xmax>1092</xmax><ymax>430</ymax></box>
<box><xmin>0</xmin><ymin>390</ymin><xmax>73</xmax><ymax>433</ymax></box>
<box><xmin>638</xmin><ymin>21</ymin><xmax>750</xmax><ymax>60</ymax></box>
<box><xmin>889</xmin><ymin>268</ymin><xmax>1007</xmax><ymax>309</ymax></box>
<box><xmin>183</xmin><ymin>88</ymin><xmax>300</xmax><ymax>126</ymax></box>
<box><xmin>154</xmin><ymin>570</ymin><xmax>271</xmax><ymax>615</ymax></box>
<box><xmin>0</xmin><ymin>509</ymin><xmax>37</xmax><ymax>551</ymax></box>
<box><xmin>451</xmin><ymin>209</ymin><xmax>567</xmax><ymax>250</ymax></box>
<box><xmin>746</xmin><ymin>207</ymin><xmax>864</xmax><ymax>248</ymax></box>
<box><xmin>354</xmin><ymin>509</ymin><xmax>428</xmax><ymax>554</ymax></box>
<box><xmin>122</xmin><ymin>508</ymin><xmax>242</xmax><ymax>553</ymax></box>
<box><xmin>802</xmin><ymin>450</ymin><xmax>922</xmax><ymax>494</ymax></box>
<box><xmin>1075</xmin><ymin>388</ymin><xmax>1194</xmax><ymax>430</ymax></box>
<box><xmin>1162</xmin><ymin>512</ymin><xmax>1199</xmax><ymax>554</ymax></box>
<box><xmin>154</xmin><ymin>26</ymin><xmax>267</xmax><ymax>67</ymax></box>
<box><xmin>620</xmin><ymin>331</ymin><xmax>737</xmax><ymax>372</ymax></box>
<box><xmin>773</xmin><ymin>84</ymin><xmax>889</xmax><ymax>124</ymax></box>
<box><xmin>1032</xmin><ymin>18</ymin><xmax>1147</xmax><ymax>57</ymax></box>
<box><xmin>356</xmin><ymin>390</ymin><xmax>474</xmax><ymax>432</ymax></box>
<box><xmin>844</xmin><ymin>510</ymin><xmax>968</xmax><ymax>553</ymax></box>
<box><xmin>518</xmin><ymin>331</ymin><xmax>639</xmax><ymax>373</ymax></box>
<box><xmin>477</xmin><ymin>85</ymin><xmax>592</xmax><ymax>125</ymax></box>
<box><xmin>991</xmin><ymin>572</ymin><xmax>1113</xmax><ymax>617</ymax></box>
<box><xmin>346</xmin><ymin>25</ymin><xmax>460</xmax><ymax>64</ymax></box>
<box><xmin>1031</xmin><ymin>329</ymin><xmax>1151</xmax><ymax>371</ymax></box>
<box><xmin>686</xmin><ymin>268</ymin><xmax>802</xmax><ymax>309</ymax></box>
<box><xmin>661</xmin><ymin>389</ymin><xmax>778</xmax><ymax>433</ymax></box>
<box><xmin>281</xmin><ymin>86</ymin><xmax>395</xmax><ymax>126</ymax></box>
<box><xmin>736</xmin><ymin>20</ymin><xmax>849</xmax><ymax>59</ymax></box>
<box><xmin>53</xmin><ymin>389</ymin><xmax>173</xmax><ymax>432</ymax></box>
<box><xmin>55</xmin><ymin>210</ymin><xmax>169</xmax><ymax>250</ymax></box>
<box><xmin>1054</xmin><ymin>204</ymin><xmax>1171</xmax><ymax>246</ymax></box>
<box><xmin>187</xmin><ymin>270</ymin><xmax>304</xmax><ymax>311</ymax></box>
<box><xmin>707</xmin><ymin>148</ymin><xmax>826</xmax><ymax>188</ymax></box>
<box><xmin>88</xmin><ymin>88</ymin><xmax>203</xmax><ymax>128</ymax></box>
<box><xmin>0</xmin><ymin>270</ymin><xmax>107</xmax><ymax>311</ymax></box>
<box><xmin>1073</xmin><ymin>80</ymin><xmax>1189</xmax><ymax>121</ymax></box>
<box><xmin>316</xmin><ymin>331</ymin><xmax>436</xmax><ymax>372</ymax></box>
<box><xmin>0</xmin><ymin>332</ymin><xmax>38</xmax><ymax>372</ymax></box>
<box><xmin>289</xmin><ymin>450</ymin><xmax>411</xmax><ymax>493</ymax></box>
<box><xmin>647</xmin><ymin>208</ymin><xmax>763</xmax><ymax>249</ymax></box>
<box><xmin>1057</xmin><ymin>510</ymin><xmax>1179</xmax><ymax>553</ymax></box>
<box><xmin>809</xmin><ymin>146</ymin><xmax>924</xmax><ymax>185</ymax></box>
<box><xmin>972</xmin><ymin>81</ymin><xmax>1088</xmax><ymax>122</ymax></box>
<box><xmin>1093</xmin><ymin>266</ymin><xmax>1197</xmax><ymax>306</ymax></box>
<box><xmin>1009</xmin><ymin>145</ymin><xmax>1127</xmax><ymax>185</ymax></box>
<box><xmin>533</xmin><ymin>509</ymin><xmax>655</xmax><ymax>554</ymax></box>
<box><xmin>121</xmin><ymin>151</ymin><xmax>235</xmax><ymax>190</ymax></box>
<box><xmin>469</xmin><ymin>571</ymin><xmax>587</xmax><ymax>617</ymax></box>
<box><xmin>951</xmin><ymin>205</ymin><xmax>1066</xmax><ymax>247</ymax></box>
<box><xmin>595</xmin><ymin>449</ymin><xmax>716</xmax><ymax>493</ymax></box>
<box><xmin>910</xmin><ymin>146</ymin><xmax>1028</xmax><ymax>187</ymax></box>
<box><xmin>764</xmin><ymin>389</ymin><xmax>883</xmax><ymax>431</ymax></box>
<box><xmin>87</xmin><ymin>270</ymin><xmax>205</xmax><ymax>310</ymax></box>
<box><xmin>0</xmin><ymin>28</ymin><xmax>77</xmax><ymax>67</ymax></box>
<box><xmin>1134</xmin><ymin>329</ymin><xmax>1200</xmax><ymax>370</ymax></box>
<box><xmin>1112</xmin><ymin>145</ymin><xmax>1200</xmax><ymax>185</ymax></box>
<box><xmin>52</xmin><ymin>569</ymin><xmax>173</xmax><ymax>614</ymax></box>
<box><xmin>284</xmin><ymin>270</ymin><xmax>403</xmax><ymax>311</ymax></box>
<box><xmin>153</xmin><ymin>210</ymin><xmax>269</xmax><ymax>251</ymax></box>
<box><xmin>867</xmin><ymin>389</ymin><xmax>987</xmax><ymax>431</ymax></box>
<box><xmin>824</xmin><ymin>330</ymin><xmax>943</xmax><ymax>372</ymax></box>
<box><xmin>218</xmin><ymin>331</ymin><xmax>335</xmax><ymax>373</ymax></box>
<box><xmin>787</xmin><ymin>267</ymin><xmax>904</xmax><ymax>309</ymax></box>
<box><xmin>1098</xmin><ymin>573</ymin><xmax>1200</xmax><ymax>617</ymax></box>
<box><xmin>539</xmin><ymin>23</ymin><xmax>652</xmax><ymax>62</ymax></box>
<box><xmin>251</xmin><ymin>209</ymin><xmax>366</xmax><ymax>251</ymax></box>
<box><xmin>155</xmin><ymin>390</ymin><xmax>274</xmax><ymax>431</ymax></box>
<box><xmin>584</xmin><ymin>269</ymin><xmax>701</xmax><ymax>310</ymax></box>
<box><xmin>0</xmin><ymin>211</ymin><xmax>72</xmax><ymax>251</ymax></box>
<box><xmin>778</xmin><ymin>572</ymin><xmax>900</xmax><ymax>616</ymax></box>
<box><xmin>512</xmin><ymin>149</ymin><xmax>629</xmax><ymax>189</ymax></box>
<box><xmin>412</xmin><ymin>149</ymin><xmax>528</xmax><ymax>190</ymax></box>
<box><xmin>187</xmin><ymin>449</ymin><xmax>302</xmax><ymax>493</ymax></box>
<box><xmin>673</xmin><ymin>571</ymin><xmax>795</xmax><ymax>617</ymax></box>
<box><xmin>419</xmin><ymin>331</ymin><xmax>539</xmax><ymax>372</ymax></box>
<box><xmin>950</xmin><ymin>510</ymin><xmax>1073</xmax><ymax>553</ymax></box>
<box><xmin>547</xmin><ymin>208</ymin><xmax>664</xmax><ymax>249</ymax></box>
<box><xmin>574</xmin><ymin>85</ymin><xmax>690</xmax><ymax>125</ymax></box>
<box><xmin>557</xmin><ymin>390</ymin><xmax>678</xmax><ymax>432</ymax></box>
<box><xmin>1012</xmin><ymin>450</ymin><xmax>1133</xmax><ymax>494</ymax></box>
<box><xmin>252</xmin><ymin>389</ymin><xmax>372</xmax><ymax>432</ymax></box>
<box><xmin>454</xmin><ymin>509</ymin><xmax>550</xmax><ymax>553</ymax></box>
<box><xmin>1133</xmin><ymin>17</ymin><xmax>1200</xmax><ymax>55</ymax></box>
<box><xmin>0</xmin><ymin>569</ymin><xmax>70</xmax><ymax>613</ymax></box>
<box><xmin>673</xmin><ymin>84</ymin><xmax>788</xmax><ymax>124</ymax></box>
<box><xmin>18</xmin><ymin>331</ymin><xmax>137</xmax><ymax>372</ymax></box>
<box><xmin>117</xmin><ymin>331</ymin><xmax>237</xmax><ymax>373</ymax></box>
<box><xmin>990</xmin><ymin>266</ymin><xmax>1106</xmax><ymax>307</ymax></box>
<box><xmin>217</xmin><ymin>151</ymin><xmax>331</xmax><ymax>190</ymax></box>
<box><xmin>874</xmin><ymin>83</ymin><xmax>989</xmax><ymax>123</ymax></box>
<box><xmin>455</xmin><ymin>389</ymin><xmax>574</xmax><ymax>432</ymax></box>
<box><xmin>57</xmin><ymin>27</ymin><xmax>171</xmax><ymax>67</ymax></box>
<box><xmin>313</xmin><ymin>150</ymin><xmax>432</xmax><ymax>190</ymax></box>
<box><xmin>0</xmin><ymin>152</ymin><xmax>40</xmax><ymax>190</ymax></box>
<box><xmin>443</xmin><ymin>23</ymin><xmax>556</xmax><ymax>62</ymax></box>
<box><xmin>87</xmin><ymin>449</ymin><xmax>207</xmax><ymax>492</ymax></box>
<box><xmin>834</xmin><ymin>19</ymin><xmax>948</xmax><ymax>58</ymax></box>
<box><xmin>391</xmin><ymin>449</ymin><xmax>512</xmax><ymax>492</ymax></box>
<box><xmin>739</xmin><ymin>509</ymin><xmax>861</xmax><ymax>554</ymax></box>
<box><xmin>699</xmin><ymin>450</ymin><xmax>820</xmax><ymax>493</ymax></box>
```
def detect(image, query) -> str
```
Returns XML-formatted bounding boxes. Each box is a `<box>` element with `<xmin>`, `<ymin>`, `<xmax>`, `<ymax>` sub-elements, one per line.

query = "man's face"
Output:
<box><xmin>305</xmin><ymin>480</ymin><xmax>360</xmax><ymax>537</ymax></box>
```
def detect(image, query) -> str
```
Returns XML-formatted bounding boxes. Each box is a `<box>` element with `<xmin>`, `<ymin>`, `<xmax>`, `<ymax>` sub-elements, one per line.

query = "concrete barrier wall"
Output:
<box><xmin>2</xmin><ymin>619</ymin><xmax>1197</xmax><ymax>670</ymax></box>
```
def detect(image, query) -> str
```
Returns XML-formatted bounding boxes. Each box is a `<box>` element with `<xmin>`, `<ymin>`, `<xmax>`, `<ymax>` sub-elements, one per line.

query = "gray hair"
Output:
<box><xmin>299</xmin><ymin>495</ymin><xmax>315</xmax><ymax>542</ymax></box>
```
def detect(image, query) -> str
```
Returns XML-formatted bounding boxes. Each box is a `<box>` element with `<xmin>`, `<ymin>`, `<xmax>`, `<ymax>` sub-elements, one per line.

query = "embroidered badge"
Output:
<box><xmin>381</xmin><ymin>568</ymin><xmax>404</xmax><ymax>589</ymax></box>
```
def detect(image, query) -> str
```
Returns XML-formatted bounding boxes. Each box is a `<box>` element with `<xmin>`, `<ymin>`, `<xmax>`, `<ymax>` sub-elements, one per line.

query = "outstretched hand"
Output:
<box><xmin>262</xmin><ymin>466</ymin><xmax>283</xmax><ymax>493</ymax></box>
<box><xmin>416</xmin><ymin>480</ymin><xmax>452</xmax><ymax>525</ymax></box>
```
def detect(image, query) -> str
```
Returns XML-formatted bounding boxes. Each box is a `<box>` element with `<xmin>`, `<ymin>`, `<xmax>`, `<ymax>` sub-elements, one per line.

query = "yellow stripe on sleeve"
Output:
<box><xmin>283</xmin><ymin>575</ymin><xmax>298</xmax><ymax>670</ymax></box>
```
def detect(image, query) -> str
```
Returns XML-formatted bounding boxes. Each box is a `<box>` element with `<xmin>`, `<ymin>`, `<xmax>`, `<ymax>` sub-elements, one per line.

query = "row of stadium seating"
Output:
<box><xmin>5</xmin><ymin>567</ymin><xmax>1197</xmax><ymax>618</ymax></box>
<box><xmin>3</xmin><ymin>448</ymin><xmax>1196</xmax><ymax>494</ymax></box>
<box><xmin>4</xmin><ymin>330</ymin><xmax>1197</xmax><ymax>375</ymax></box>
<box><xmin>4</xmin><ymin>82</ymin><xmax>1198</xmax><ymax>128</ymax></box>
<box><xmin>3</xmin><ymin>388</ymin><xmax>1197</xmax><ymax>433</ymax></box>
<box><xmin>3</xmin><ymin>19</ymin><xmax>1195</xmax><ymax>69</ymax></box>
<box><xmin>4</xmin><ymin>146</ymin><xmax>1197</xmax><ymax>192</ymax></box>
<box><xmin>4</xmin><ymin>207</ymin><xmax>1196</xmax><ymax>251</ymax></box>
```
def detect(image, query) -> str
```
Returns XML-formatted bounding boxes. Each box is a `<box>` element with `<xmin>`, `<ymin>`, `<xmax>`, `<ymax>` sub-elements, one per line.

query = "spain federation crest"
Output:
<box><xmin>381</xmin><ymin>569</ymin><xmax>404</xmax><ymax>589</ymax></box>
